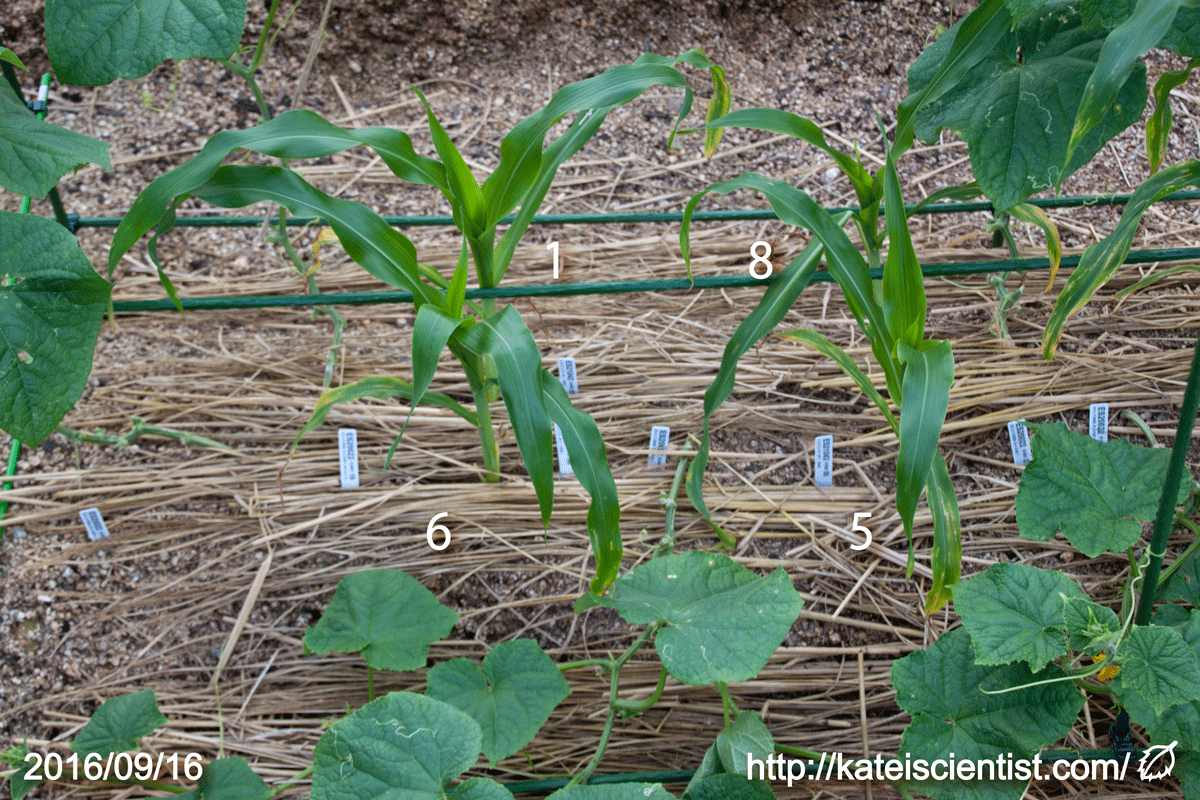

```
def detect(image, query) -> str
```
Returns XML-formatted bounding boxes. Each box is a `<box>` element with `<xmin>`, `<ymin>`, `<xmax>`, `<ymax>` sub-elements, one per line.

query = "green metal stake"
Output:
<box><xmin>0</xmin><ymin>439</ymin><xmax>18</xmax><ymax>542</ymax></box>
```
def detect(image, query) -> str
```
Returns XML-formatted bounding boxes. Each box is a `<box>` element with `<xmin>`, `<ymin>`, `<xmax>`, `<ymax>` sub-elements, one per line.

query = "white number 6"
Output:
<box><xmin>427</xmin><ymin>513</ymin><xmax>451</xmax><ymax>551</ymax></box>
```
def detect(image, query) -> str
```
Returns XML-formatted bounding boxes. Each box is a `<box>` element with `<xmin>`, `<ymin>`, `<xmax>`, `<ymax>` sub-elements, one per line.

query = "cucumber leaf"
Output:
<box><xmin>71</xmin><ymin>690</ymin><xmax>167</xmax><ymax>756</ymax></box>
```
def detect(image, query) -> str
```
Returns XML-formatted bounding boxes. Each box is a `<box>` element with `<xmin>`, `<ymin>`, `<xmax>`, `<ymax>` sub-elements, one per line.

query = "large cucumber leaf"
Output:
<box><xmin>0</xmin><ymin>211</ymin><xmax>110</xmax><ymax>446</ymax></box>
<box><xmin>45</xmin><ymin>0</ymin><xmax>247</xmax><ymax>85</ymax></box>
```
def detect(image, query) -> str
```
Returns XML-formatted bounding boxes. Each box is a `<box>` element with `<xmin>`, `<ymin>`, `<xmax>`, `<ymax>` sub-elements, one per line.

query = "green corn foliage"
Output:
<box><xmin>112</xmin><ymin>52</ymin><xmax>729</xmax><ymax>595</ymax></box>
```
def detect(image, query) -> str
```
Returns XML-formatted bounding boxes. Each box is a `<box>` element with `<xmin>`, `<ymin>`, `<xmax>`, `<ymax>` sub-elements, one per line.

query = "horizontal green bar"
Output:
<box><xmin>75</xmin><ymin>189</ymin><xmax>1200</xmax><ymax>229</ymax></box>
<box><xmin>110</xmin><ymin>247</ymin><xmax>1200</xmax><ymax>313</ymax></box>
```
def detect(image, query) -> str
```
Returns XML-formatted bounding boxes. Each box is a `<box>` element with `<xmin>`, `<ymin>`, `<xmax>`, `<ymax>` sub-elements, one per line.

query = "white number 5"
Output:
<box><xmin>850</xmin><ymin>512</ymin><xmax>872</xmax><ymax>551</ymax></box>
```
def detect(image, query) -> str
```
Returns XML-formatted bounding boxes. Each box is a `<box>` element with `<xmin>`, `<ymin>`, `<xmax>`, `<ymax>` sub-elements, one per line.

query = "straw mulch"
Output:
<box><xmin>2</xmin><ymin>201</ymin><xmax>1199</xmax><ymax>800</ymax></box>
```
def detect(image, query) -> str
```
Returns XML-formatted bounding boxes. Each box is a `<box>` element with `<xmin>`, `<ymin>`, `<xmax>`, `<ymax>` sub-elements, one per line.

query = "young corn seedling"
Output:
<box><xmin>109</xmin><ymin>51</ymin><xmax>729</xmax><ymax>594</ymax></box>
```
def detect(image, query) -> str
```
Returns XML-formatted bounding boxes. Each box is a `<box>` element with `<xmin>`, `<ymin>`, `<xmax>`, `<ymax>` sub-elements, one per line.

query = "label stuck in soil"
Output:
<box><xmin>338</xmin><ymin>428</ymin><xmax>359</xmax><ymax>488</ymax></box>
<box><xmin>558</xmin><ymin>357</ymin><xmax>578</xmax><ymax>394</ymax></box>
<box><xmin>1089</xmin><ymin>402</ymin><xmax>1109</xmax><ymax>442</ymax></box>
<box><xmin>80</xmin><ymin>508</ymin><xmax>110</xmax><ymax>541</ymax></box>
<box><xmin>649</xmin><ymin>425</ymin><xmax>670</xmax><ymax>467</ymax></box>
<box><xmin>554</xmin><ymin>423</ymin><xmax>573</xmax><ymax>475</ymax></box>
<box><xmin>1008</xmin><ymin>420</ymin><xmax>1032</xmax><ymax>466</ymax></box>
<box><xmin>814</xmin><ymin>435</ymin><xmax>833</xmax><ymax>487</ymax></box>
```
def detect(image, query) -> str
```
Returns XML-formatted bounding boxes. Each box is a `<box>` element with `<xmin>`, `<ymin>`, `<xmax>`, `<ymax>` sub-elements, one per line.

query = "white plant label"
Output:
<box><xmin>338</xmin><ymin>428</ymin><xmax>360</xmax><ymax>488</ymax></box>
<box><xmin>557</xmin><ymin>357</ymin><xmax>578</xmax><ymax>394</ymax></box>
<box><xmin>80</xmin><ymin>508</ymin><xmax>110</xmax><ymax>541</ymax></box>
<box><xmin>814</xmin><ymin>434</ymin><xmax>833</xmax><ymax>487</ymax></box>
<box><xmin>554</xmin><ymin>423</ymin><xmax>574</xmax><ymax>475</ymax></box>
<box><xmin>1090</xmin><ymin>402</ymin><xmax>1109</xmax><ymax>443</ymax></box>
<box><xmin>649</xmin><ymin>425</ymin><xmax>670</xmax><ymax>467</ymax></box>
<box><xmin>547</xmin><ymin>241</ymin><xmax>560</xmax><ymax>279</ymax></box>
<box><xmin>1008</xmin><ymin>420</ymin><xmax>1032</xmax><ymax>466</ymax></box>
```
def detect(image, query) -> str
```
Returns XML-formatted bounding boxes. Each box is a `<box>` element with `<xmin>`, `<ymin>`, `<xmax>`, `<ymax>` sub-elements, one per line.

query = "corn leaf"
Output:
<box><xmin>414</xmin><ymin>87</ymin><xmax>487</xmax><ymax>238</ymax></box>
<box><xmin>924</xmin><ymin>452</ymin><xmax>961</xmax><ymax>614</ymax></box>
<box><xmin>1068</xmin><ymin>0</ymin><xmax>1182</xmax><ymax>168</ymax></box>
<box><xmin>1008</xmin><ymin>202</ymin><xmax>1063</xmax><ymax>289</ymax></box>
<box><xmin>682</xmin><ymin>234</ymin><xmax>835</xmax><ymax>544</ymax></box>
<box><xmin>697</xmin><ymin>108</ymin><xmax>872</xmax><ymax>208</ymax></box>
<box><xmin>777</xmin><ymin>330</ymin><xmax>898</xmax><ymax>433</ymax></box>
<box><xmin>1044</xmin><ymin>159</ymin><xmax>1200</xmax><ymax>357</ymax></box>
<box><xmin>895</xmin><ymin>340</ymin><xmax>954</xmax><ymax>569</ymax></box>
<box><xmin>109</xmin><ymin>110</ymin><xmax>446</xmax><ymax>275</ymax></box>
<box><xmin>1148</xmin><ymin>58</ymin><xmax>1200</xmax><ymax>174</ymax></box>
<box><xmin>881</xmin><ymin>148</ymin><xmax>925</xmax><ymax>350</ymax></box>
<box><xmin>292</xmin><ymin>375</ymin><xmax>478</xmax><ymax>449</ymax></box>
<box><xmin>413</xmin><ymin>305</ymin><xmax>469</xmax><ymax>408</ymax></box>
<box><xmin>1114</xmin><ymin>264</ymin><xmax>1200</xmax><ymax>299</ymax></box>
<box><xmin>541</xmin><ymin>372</ymin><xmax>622</xmax><ymax>593</ymax></box>
<box><xmin>184</xmin><ymin>165</ymin><xmax>440</xmax><ymax>307</ymax></box>
<box><xmin>457</xmin><ymin>306</ymin><xmax>555</xmax><ymax>527</ymax></box>
<box><xmin>703</xmin><ymin>65</ymin><xmax>730</xmax><ymax>162</ymax></box>
<box><xmin>907</xmin><ymin>182</ymin><xmax>983</xmax><ymax>216</ymax></box>
<box><xmin>897</xmin><ymin>0</ymin><xmax>1011</xmax><ymax>160</ymax></box>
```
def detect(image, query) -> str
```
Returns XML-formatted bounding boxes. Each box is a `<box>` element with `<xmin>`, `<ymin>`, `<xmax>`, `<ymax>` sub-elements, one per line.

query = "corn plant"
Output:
<box><xmin>109</xmin><ymin>52</ymin><xmax>729</xmax><ymax>594</ymax></box>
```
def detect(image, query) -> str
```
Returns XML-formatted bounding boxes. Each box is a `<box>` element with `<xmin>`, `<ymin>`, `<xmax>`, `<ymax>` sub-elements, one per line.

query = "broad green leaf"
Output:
<box><xmin>715</xmin><ymin>711</ymin><xmax>774</xmax><ymax>779</ymax></box>
<box><xmin>175</xmin><ymin>758</ymin><xmax>270</xmax><ymax>800</ymax></box>
<box><xmin>1083</xmin><ymin>0</ymin><xmax>1200</xmax><ymax>57</ymax></box>
<box><xmin>1003</xmin><ymin>0</ymin><xmax>1054</xmax><ymax>23</ymax></box>
<box><xmin>1062</xmin><ymin>596</ymin><xmax>1122</xmax><ymax>655</ymax></box>
<box><xmin>415</xmin><ymin>87</ymin><xmax>486</xmax><ymax>237</ymax></box>
<box><xmin>0</xmin><ymin>211</ymin><xmax>110</xmax><ymax>446</ymax></box>
<box><xmin>924</xmin><ymin>453</ymin><xmax>961</xmax><ymax>614</ymax></box>
<box><xmin>683</xmin><ymin>743</ymin><xmax>722</xmax><ymax>798</ymax></box>
<box><xmin>684</xmin><ymin>774</ymin><xmax>775</xmax><ymax>800</ymax></box>
<box><xmin>1115</xmin><ymin>610</ymin><xmax>1200</xmax><ymax>750</ymax></box>
<box><xmin>0</xmin><ymin>88</ymin><xmax>111</xmax><ymax>197</ymax></box>
<box><xmin>187</xmin><ymin>166</ymin><xmax>439</xmax><ymax>305</ymax></box>
<box><xmin>594</xmin><ymin>551</ymin><xmax>802</xmax><ymax>686</ymax></box>
<box><xmin>293</xmin><ymin>375</ymin><xmax>478</xmax><ymax>450</ymax></box>
<box><xmin>895</xmin><ymin>340</ymin><xmax>953</xmax><ymax>555</ymax></box>
<box><xmin>70</xmin><ymin>689</ymin><xmax>168</xmax><ymax>755</ymax></box>
<box><xmin>1044</xmin><ymin>160</ymin><xmax>1200</xmax><ymax>356</ymax></box>
<box><xmin>1007</xmin><ymin>203</ymin><xmax>1062</xmax><ymax>288</ymax></box>
<box><xmin>1014</xmin><ymin>422</ymin><xmax>1188</xmax><ymax>557</ymax></box>
<box><xmin>450</xmin><ymin>778</ymin><xmax>515</xmax><ymax>800</ymax></box>
<box><xmin>1147</xmin><ymin>58</ymin><xmax>1200</xmax><ymax>174</ymax></box>
<box><xmin>952</xmin><ymin>563</ymin><xmax>1085</xmax><ymax>671</ymax></box>
<box><xmin>1181</xmin><ymin>751</ymin><xmax>1200</xmax><ymax>800</ymax></box>
<box><xmin>1159</xmin><ymin>549</ymin><xmax>1200</xmax><ymax>606</ymax></box>
<box><xmin>1119</xmin><ymin>624</ymin><xmax>1200</xmax><ymax>715</ymax></box>
<box><xmin>547</xmin><ymin>786</ymin><xmax>675</xmax><ymax>800</ymax></box>
<box><xmin>457</xmin><ymin>306</ymin><xmax>554</xmax><ymax>527</ymax></box>
<box><xmin>892</xmin><ymin>628</ymin><xmax>1084</xmax><ymax>800</ymax></box>
<box><xmin>910</xmin><ymin>2</ymin><xmax>1146</xmax><ymax>211</ymax></box>
<box><xmin>681</xmin><ymin>224</ymin><xmax>839</xmax><ymax>542</ymax></box>
<box><xmin>0</xmin><ymin>48</ymin><xmax>26</xmax><ymax>70</ymax></box>
<box><xmin>898</xmin><ymin>0</ymin><xmax>1012</xmax><ymax>160</ymax></box>
<box><xmin>1068</xmin><ymin>0</ymin><xmax>1180</xmax><ymax>167</ymax></box>
<box><xmin>109</xmin><ymin>110</ymin><xmax>446</xmax><ymax>279</ymax></box>
<box><xmin>881</xmin><ymin>147</ymin><xmax>925</xmax><ymax>349</ymax></box>
<box><xmin>310</xmin><ymin>692</ymin><xmax>480</xmax><ymax>800</ymax></box>
<box><xmin>45</xmin><ymin>0</ymin><xmax>246</xmax><ymax>85</ymax></box>
<box><xmin>426</xmin><ymin>639</ymin><xmax>569</xmax><ymax>766</ymax></box>
<box><xmin>777</xmin><ymin>330</ymin><xmax>897</xmax><ymax>431</ymax></box>
<box><xmin>540</xmin><ymin>371</ymin><xmax>622</xmax><ymax>593</ymax></box>
<box><xmin>302</xmin><ymin>569</ymin><xmax>458</xmax><ymax>672</ymax></box>
<box><xmin>3</xmin><ymin>741</ymin><xmax>36</xmax><ymax>800</ymax></box>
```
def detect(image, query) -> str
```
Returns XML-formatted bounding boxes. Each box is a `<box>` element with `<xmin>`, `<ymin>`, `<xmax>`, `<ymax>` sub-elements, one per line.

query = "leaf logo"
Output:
<box><xmin>1137</xmin><ymin>741</ymin><xmax>1178</xmax><ymax>781</ymax></box>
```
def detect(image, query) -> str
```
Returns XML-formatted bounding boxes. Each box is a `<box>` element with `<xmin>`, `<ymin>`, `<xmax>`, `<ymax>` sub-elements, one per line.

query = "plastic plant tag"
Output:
<box><xmin>814</xmin><ymin>434</ymin><xmax>833</xmax><ymax>487</ymax></box>
<box><xmin>649</xmin><ymin>425</ymin><xmax>670</xmax><ymax>467</ymax></box>
<box><xmin>553</xmin><ymin>423</ymin><xmax>573</xmax><ymax>475</ymax></box>
<box><xmin>1090</xmin><ymin>402</ymin><xmax>1109</xmax><ymax>442</ymax></box>
<box><xmin>557</xmin><ymin>357</ymin><xmax>578</xmax><ymax>394</ymax></box>
<box><xmin>337</xmin><ymin>428</ymin><xmax>359</xmax><ymax>488</ymax></box>
<box><xmin>79</xmin><ymin>507</ymin><xmax>109</xmax><ymax>541</ymax></box>
<box><xmin>1008</xmin><ymin>420</ymin><xmax>1032</xmax><ymax>466</ymax></box>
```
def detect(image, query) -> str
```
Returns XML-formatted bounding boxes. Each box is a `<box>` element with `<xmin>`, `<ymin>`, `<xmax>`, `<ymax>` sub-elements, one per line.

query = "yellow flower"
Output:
<box><xmin>1093</xmin><ymin>653</ymin><xmax>1120</xmax><ymax>682</ymax></box>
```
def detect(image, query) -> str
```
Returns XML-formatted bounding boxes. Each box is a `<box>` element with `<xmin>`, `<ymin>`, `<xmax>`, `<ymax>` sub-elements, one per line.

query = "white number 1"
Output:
<box><xmin>547</xmin><ymin>241</ymin><xmax>560</xmax><ymax>279</ymax></box>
